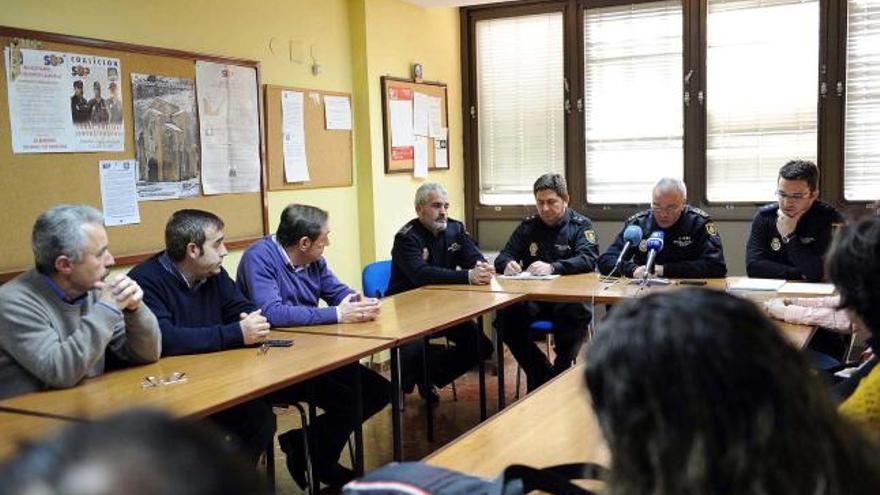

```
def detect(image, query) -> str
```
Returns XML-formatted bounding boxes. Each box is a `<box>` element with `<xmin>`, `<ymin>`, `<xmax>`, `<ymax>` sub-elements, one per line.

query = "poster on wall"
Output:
<box><xmin>131</xmin><ymin>73</ymin><xmax>200</xmax><ymax>201</ymax></box>
<box><xmin>4</xmin><ymin>47</ymin><xmax>124</xmax><ymax>153</ymax></box>
<box><xmin>195</xmin><ymin>61</ymin><xmax>261</xmax><ymax>195</ymax></box>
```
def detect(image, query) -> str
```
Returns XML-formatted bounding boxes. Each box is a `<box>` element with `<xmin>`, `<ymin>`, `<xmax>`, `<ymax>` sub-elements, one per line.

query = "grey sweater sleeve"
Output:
<box><xmin>107</xmin><ymin>303</ymin><xmax>162</xmax><ymax>364</ymax></box>
<box><xmin>0</xmin><ymin>295</ymin><xmax>121</xmax><ymax>389</ymax></box>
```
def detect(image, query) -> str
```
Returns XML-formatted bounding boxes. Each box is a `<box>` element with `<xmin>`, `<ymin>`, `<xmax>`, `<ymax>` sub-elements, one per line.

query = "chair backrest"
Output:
<box><xmin>362</xmin><ymin>260</ymin><xmax>392</xmax><ymax>299</ymax></box>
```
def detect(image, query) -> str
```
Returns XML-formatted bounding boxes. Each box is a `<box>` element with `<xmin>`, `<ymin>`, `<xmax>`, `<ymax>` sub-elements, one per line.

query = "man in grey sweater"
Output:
<box><xmin>0</xmin><ymin>205</ymin><xmax>161</xmax><ymax>400</ymax></box>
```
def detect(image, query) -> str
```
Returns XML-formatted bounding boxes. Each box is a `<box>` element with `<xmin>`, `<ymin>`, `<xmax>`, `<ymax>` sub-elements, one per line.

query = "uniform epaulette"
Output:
<box><xmin>570</xmin><ymin>213</ymin><xmax>587</xmax><ymax>225</ymax></box>
<box><xmin>758</xmin><ymin>203</ymin><xmax>779</xmax><ymax>214</ymax></box>
<box><xmin>626</xmin><ymin>210</ymin><xmax>650</xmax><ymax>223</ymax></box>
<box><xmin>397</xmin><ymin>223</ymin><xmax>414</xmax><ymax>236</ymax></box>
<box><xmin>523</xmin><ymin>214</ymin><xmax>538</xmax><ymax>222</ymax></box>
<box><xmin>689</xmin><ymin>206</ymin><xmax>710</xmax><ymax>218</ymax></box>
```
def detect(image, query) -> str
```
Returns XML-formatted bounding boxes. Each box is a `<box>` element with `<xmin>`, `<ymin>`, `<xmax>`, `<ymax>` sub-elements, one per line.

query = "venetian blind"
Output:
<box><xmin>584</xmin><ymin>1</ymin><xmax>684</xmax><ymax>205</ymax></box>
<box><xmin>705</xmin><ymin>0</ymin><xmax>819</xmax><ymax>202</ymax></box>
<box><xmin>476</xmin><ymin>13</ymin><xmax>565</xmax><ymax>205</ymax></box>
<box><xmin>844</xmin><ymin>0</ymin><xmax>880</xmax><ymax>201</ymax></box>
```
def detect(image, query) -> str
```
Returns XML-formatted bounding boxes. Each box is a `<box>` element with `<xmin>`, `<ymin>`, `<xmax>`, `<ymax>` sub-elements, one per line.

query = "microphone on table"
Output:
<box><xmin>644</xmin><ymin>231</ymin><xmax>665</xmax><ymax>281</ymax></box>
<box><xmin>611</xmin><ymin>225</ymin><xmax>643</xmax><ymax>277</ymax></box>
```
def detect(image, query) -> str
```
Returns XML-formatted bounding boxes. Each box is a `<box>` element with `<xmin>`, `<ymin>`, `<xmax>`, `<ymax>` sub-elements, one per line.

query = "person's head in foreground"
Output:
<box><xmin>584</xmin><ymin>288</ymin><xmax>880</xmax><ymax>495</ymax></box>
<box><xmin>0</xmin><ymin>409</ymin><xmax>264</xmax><ymax>495</ymax></box>
<box><xmin>827</xmin><ymin>216</ymin><xmax>880</xmax><ymax>350</ymax></box>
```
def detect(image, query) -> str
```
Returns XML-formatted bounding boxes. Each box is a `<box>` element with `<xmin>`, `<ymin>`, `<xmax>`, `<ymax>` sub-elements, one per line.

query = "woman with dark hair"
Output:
<box><xmin>828</xmin><ymin>216</ymin><xmax>880</xmax><ymax>430</ymax></box>
<box><xmin>584</xmin><ymin>288</ymin><xmax>880</xmax><ymax>495</ymax></box>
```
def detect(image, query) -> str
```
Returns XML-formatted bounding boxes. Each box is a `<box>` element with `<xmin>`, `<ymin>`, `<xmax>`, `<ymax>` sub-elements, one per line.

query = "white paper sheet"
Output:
<box><xmin>434</xmin><ymin>127</ymin><xmax>448</xmax><ymax>169</ymax></box>
<box><xmin>99</xmin><ymin>160</ymin><xmax>140</xmax><ymax>226</ymax></box>
<box><xmin>323</xmin><ymin>95</ymin><xmax>352</xmax><ymax>131</ymax></box>
<box><xmin>428</xmin><ymin>95</ymin><xmax>444</xmax><ymax>138</ymax></box>
<box><xmin>413</xmin><ymin>136</ymin><xmax>428</xmax><ymax>178</ymax></box>
<box><xmin>778</xmin><ymin>282</ymin><xmax>836</xmax><ymax>295</ymax></box>
<box><xmin>281</xmin><ymin>90</ymin><xmax>309</xmax><ymax>182</ymax></box>
<box><xmin>196</xmin><ymin>61</ymin><xmax>261</xmax><ymax>194</ymax></box>
<box><xmin>413</xmin><ymin>92</ymin><xmax>429</xmax><ymax>137</ymax></box>
<box><xmin>389</xmin><ymin>87</ymin><xmax>414</xmax><ymax>148</ymax></box>
<box><xmin>727</xmin><ymin>278</ymin><xmax>786</xmax><ymax>291</ymax></box>
<box><xmin>498</xmin><ymin>273</ymin><xmax>560</xmax><ymax>281</ymax></box>
<box><xmin>6</xmin><ymin>47</ymin><xmax>124</xmax><ymax>153</ymax></box>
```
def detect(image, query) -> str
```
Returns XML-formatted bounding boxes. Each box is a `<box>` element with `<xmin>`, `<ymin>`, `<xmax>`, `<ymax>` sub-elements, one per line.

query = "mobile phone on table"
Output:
<box><xmin>266</xmin><ymin>339</ymin><xmax>294</xmax><ymax>347</ymax></box>
<box><xmin>677</xmin><ymin>280</ymin><xmax>707</xmax><ymax>286</ymax></box>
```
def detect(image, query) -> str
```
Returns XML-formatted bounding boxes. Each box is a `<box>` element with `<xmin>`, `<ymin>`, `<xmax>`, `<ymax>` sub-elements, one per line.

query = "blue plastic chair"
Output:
<box><xmin>362</xmin><ymin>260</ymin><xmax>458</xmax><ymax>404</ymax></box>
<box><xmin>362</xmin><ymin>260</ymin><xmax>392</xmax><ymax>299</ymax></box>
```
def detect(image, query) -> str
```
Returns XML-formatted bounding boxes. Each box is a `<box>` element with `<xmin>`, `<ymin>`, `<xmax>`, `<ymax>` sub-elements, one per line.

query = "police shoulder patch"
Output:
<box><xmin>706</xmin><ymin>222</ymin><xmax>718</xmax><ymax>236</ymax></box>
<box><xmin>584</xmin><ymin>229</ymin><xmax>597</xmax><ymax>244</ymax></box>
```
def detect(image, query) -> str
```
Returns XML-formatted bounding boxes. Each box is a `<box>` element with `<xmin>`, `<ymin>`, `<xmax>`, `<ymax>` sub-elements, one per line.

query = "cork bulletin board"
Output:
<box><xmin>0</xmin><ymin>26</ymin><xmax>268</xmax><ymax>281</ymax></box>
<box><xmin>381</xmin><ymin>76</ymin><xmax>449</xmax><ymax>174</ymax></box>
<box><xmin>264</xmin><ymin>84</ymin><xmax>353</xmax><ymax>191</ymax></box>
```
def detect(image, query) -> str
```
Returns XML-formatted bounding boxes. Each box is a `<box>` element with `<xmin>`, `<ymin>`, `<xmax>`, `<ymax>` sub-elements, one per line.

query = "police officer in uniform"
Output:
<box><xmin>746</xmin><ymin>160</ymin><xmax>842</xmax><ymax>282</ymax></box>
<box><xmin>388</xmin><ymin>183</ymin><xmax>493</xmax><ymax>401</ymax></box>
<box><xmin>598</xmin><ymin>177</ymin><xmax>727</xmax><ymax>279</ymax></box>
<box><xmin>495</xmin><ymin>173</ymin><xmax>599</xmax><ymax>392</ymax></box>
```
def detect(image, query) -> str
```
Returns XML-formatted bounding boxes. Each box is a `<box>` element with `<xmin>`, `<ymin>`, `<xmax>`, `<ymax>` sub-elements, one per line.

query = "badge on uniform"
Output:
<box><xmin>529</xmin><ymin>242</ymin><xmax>538</xmax><ymax>256</ymax></box>
<box><xmin>448</xmin><ymin>242</ymin><xmax>461</xmax><ymax>252</ymax></box>
<box><xmin>770</xmin><ymin>237</ymin><xmax>781</xmax><ymax>251</ymax></box>
<box><xmin>584</xmin><ymin>229</ymin><xmax>597</xmax><ymax>244</ymax></box>
<box><xmin>706</xmin><ymin>223</ymin><xmax>718</xmax><ymax>236</ymax></box>
<box><xmin>639</xmin><ymin>239</ymin><xmax>648</xmax><ymax>252</ymax></box>
<box><xmin>422</xmin><ymin>247</ymin><xmax>430</xmax><ymax>260</ymax></box>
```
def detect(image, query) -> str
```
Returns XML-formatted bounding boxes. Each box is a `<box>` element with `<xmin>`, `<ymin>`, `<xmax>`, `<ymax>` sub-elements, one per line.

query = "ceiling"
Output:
<box><xmin>401</xmin><ymin>0</ymin><xmax>509</xmax><ymax>7</ymax></box>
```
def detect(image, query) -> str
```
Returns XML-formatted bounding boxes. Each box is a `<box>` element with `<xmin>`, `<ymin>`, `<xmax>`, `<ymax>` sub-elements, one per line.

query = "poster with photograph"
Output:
<box><xmin>4</xmin><ymin>47</ymin><xmax>124</xmax><ymax>153</ymax></box>
<box><xmin>131</xmin><ymin>73</ymin><xmax>200</xmax><ymax>201</ymax></box>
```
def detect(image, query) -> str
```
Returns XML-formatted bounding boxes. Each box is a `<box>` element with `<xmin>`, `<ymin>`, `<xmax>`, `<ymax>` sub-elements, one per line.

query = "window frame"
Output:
<box><xmin>462</xmin><ymin>0</ymin><xmax>868</xmax><ymax>240</ymax></box>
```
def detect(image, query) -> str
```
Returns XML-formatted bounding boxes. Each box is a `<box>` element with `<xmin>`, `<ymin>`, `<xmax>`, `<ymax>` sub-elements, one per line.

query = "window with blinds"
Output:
<box><xmin>705</xmin><ymin>0</ymin><xmax>819</xmax><ymax>203</ymax></box>
<box><xmin>476</xmin><ymin>13</ymin><xmax>565</xmax><ymax>205</ymax></box>
<box><xmin>844</xmin><ymin>0</ymin><xmax>880</xmax><ymax>201</ymax></box>
<box><xmin>584</xmin><ymin>1</ymin><xmax>683</xmax><ymax>205</ymax></box>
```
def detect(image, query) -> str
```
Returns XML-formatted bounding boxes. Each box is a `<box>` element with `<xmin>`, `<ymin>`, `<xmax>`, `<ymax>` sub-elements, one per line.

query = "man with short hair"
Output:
<box><xmin>388</xmin><ymin>183</ymin><xmax>493</xmax><ymax>400</ymax></box>
<box><xmin>495</xmin><ymin>173</ymin><xmax>600</xmax><ymax>392</ymax></box>
<box><xmin>88</xmin><ymin>81</ymin><xmax>109</xmax><ymax>124</ymax></box>
<box><xmin>0</xmin><ymin>205</ymin><xmax>161</xmax><ymax>400</ymax></box>
<box><xmin>598</xmin><ymin>177</ymin><xmax>727</xmax><ymax>279</ymax></box>
<box><xmin>70</xmin><ymin>81</ymin><xmax>90</xmax><ymax>124</ymax></box>
<box><xmin>106</xmin><ymin>81</ymin><xmax>123</xmax><ymax>124</ymax></box>
<box><xmin>746</xmin><ymin>160</ymin><xmax>842</xmax><ymax>282</ymax></box>
<box><xmin>237</xmin><ymin>204</ymin><xmax>390</xmax><ymax>488</ymax></box>
<box><xmin>128</xmin><ymin>209</ymin><xmax>274</xmax><ymax>465</ymax></box>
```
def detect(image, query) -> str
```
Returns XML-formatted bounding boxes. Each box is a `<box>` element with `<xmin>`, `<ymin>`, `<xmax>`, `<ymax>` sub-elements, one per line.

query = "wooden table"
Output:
<box><xmin>0</xmin><ymin>331</ymin><xmax>392</xmax><ymax>422</ymax></box>
<box><xmin>426</xmin><ymin>274</ymin><xmax>815</xmax><ymax>348</ymax></box>
<box><xmin>278</xmin><ymin>288</ymin><xmax>526</xmax><ymax>462</ymax></box>
<box><xmin>279</xmin><ymin>288</ymin><xmax>524</xmax><ymax>344</ymax></box>
<box><xmin>426</xmin><ymin>364</ymin><xmax>609</xmax><ymax>478</ymax></box>
<box><xmin>0</xmin><ymin>411</ymin><xmax>72</xmax><ymax>462</ymax></box>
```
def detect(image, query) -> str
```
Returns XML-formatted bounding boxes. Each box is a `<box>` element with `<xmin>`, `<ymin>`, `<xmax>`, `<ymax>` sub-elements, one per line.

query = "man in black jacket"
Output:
<box><xmin>495</xmin><ymin>173</ymin><xmax>599</xmax><ymax>392</ymax></box>
<box><xmin>746</xmin><ymin>160</ymin><xmax>842</xmax><ymax>282</ymax></box>
<box><xmin>388</xmin><ymin>183</ymin><xmax>493</xmax><ymax>400</ymax></box>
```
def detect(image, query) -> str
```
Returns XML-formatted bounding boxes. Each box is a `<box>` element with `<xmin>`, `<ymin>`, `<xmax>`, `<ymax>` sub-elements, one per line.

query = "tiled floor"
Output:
<box><xmin>270</xmin><ymin>348</ymin><xmax>533</xmax><ymax>494</ymax></box>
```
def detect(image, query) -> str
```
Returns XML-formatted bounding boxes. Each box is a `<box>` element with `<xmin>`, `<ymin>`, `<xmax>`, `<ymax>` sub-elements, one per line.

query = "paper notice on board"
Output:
<box><xmin>195</xmin><ymin>61</ymin><xmax>261</xmax><ymax>195</ymax></box>
<box><xmin>388</xmin><ymin>86</ymin><xmax>414</xmax><ymax>148</ymax></box>
<box><xmin>281</xmin><ymin>90</ymin><xmax>309</xmax><ymax>182</ymax></box>
<box><xmin>323</xmin><ymin>95</ymin><xmax>352</xmax><ymax>130</ymax></box>
<box><xmin>428</xmin><ymin>96</ymin><xmax>444</xmax><ymax>138</ymax></box>
<box><xmin>434</xmin><ymin>127</ymin><xmax>448</xmax><ymax>169</ymax></box>
<box><xmin>99</xmin><ymin>160</ymin><xmax>140</xmax><ymax>226</ymax></box>
<box><xmin>413</xmin><ymin>136</ymin><xmax>428</xmax><ymax>178</ymax></box>
<box><xmin>413</xmin><ymin>92</ymin><xmax>429</xmax><ymax>137</ymax></box>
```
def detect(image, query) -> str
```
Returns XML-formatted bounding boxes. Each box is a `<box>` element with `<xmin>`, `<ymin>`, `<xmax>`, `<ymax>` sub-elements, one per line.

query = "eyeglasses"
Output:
<box><xmin>776</xmin><ymin>191</ymin><xmax>811</xmax><ymax>201</ymax></box>
<box><xmin>651</xmin><ymin>204</ymin><xmax>681</xmax><ymax>214</ymax></box>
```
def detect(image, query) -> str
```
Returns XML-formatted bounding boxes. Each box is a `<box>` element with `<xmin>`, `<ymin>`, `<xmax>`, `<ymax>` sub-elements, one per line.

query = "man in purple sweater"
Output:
<box><xmin>237</xmin><ymin>204</ymin><xmax>390</xmax><ymax>487</ymax></box>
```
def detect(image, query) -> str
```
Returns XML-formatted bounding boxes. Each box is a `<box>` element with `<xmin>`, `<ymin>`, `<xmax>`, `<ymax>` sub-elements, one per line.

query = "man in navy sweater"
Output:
<box><xmin>128</xmin><ymin>210</ymin><xmax>274</xmax><ymax>466</ymax></box>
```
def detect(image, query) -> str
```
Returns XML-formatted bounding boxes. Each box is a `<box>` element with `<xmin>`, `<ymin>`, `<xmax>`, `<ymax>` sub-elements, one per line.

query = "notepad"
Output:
<box><xmin>497</xmin><ymin>273</ymin><xmax>560</xmax><ymax>281</ymax></box>
<box><xmin>778</xmin><ymin>282</ymin><xmax>836</xmax><ymax>295</ymax></box>
<box><xmin>727</xmin><ymin>278</ymin><xmax>786</xmax><ymax>291</ymax></box>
